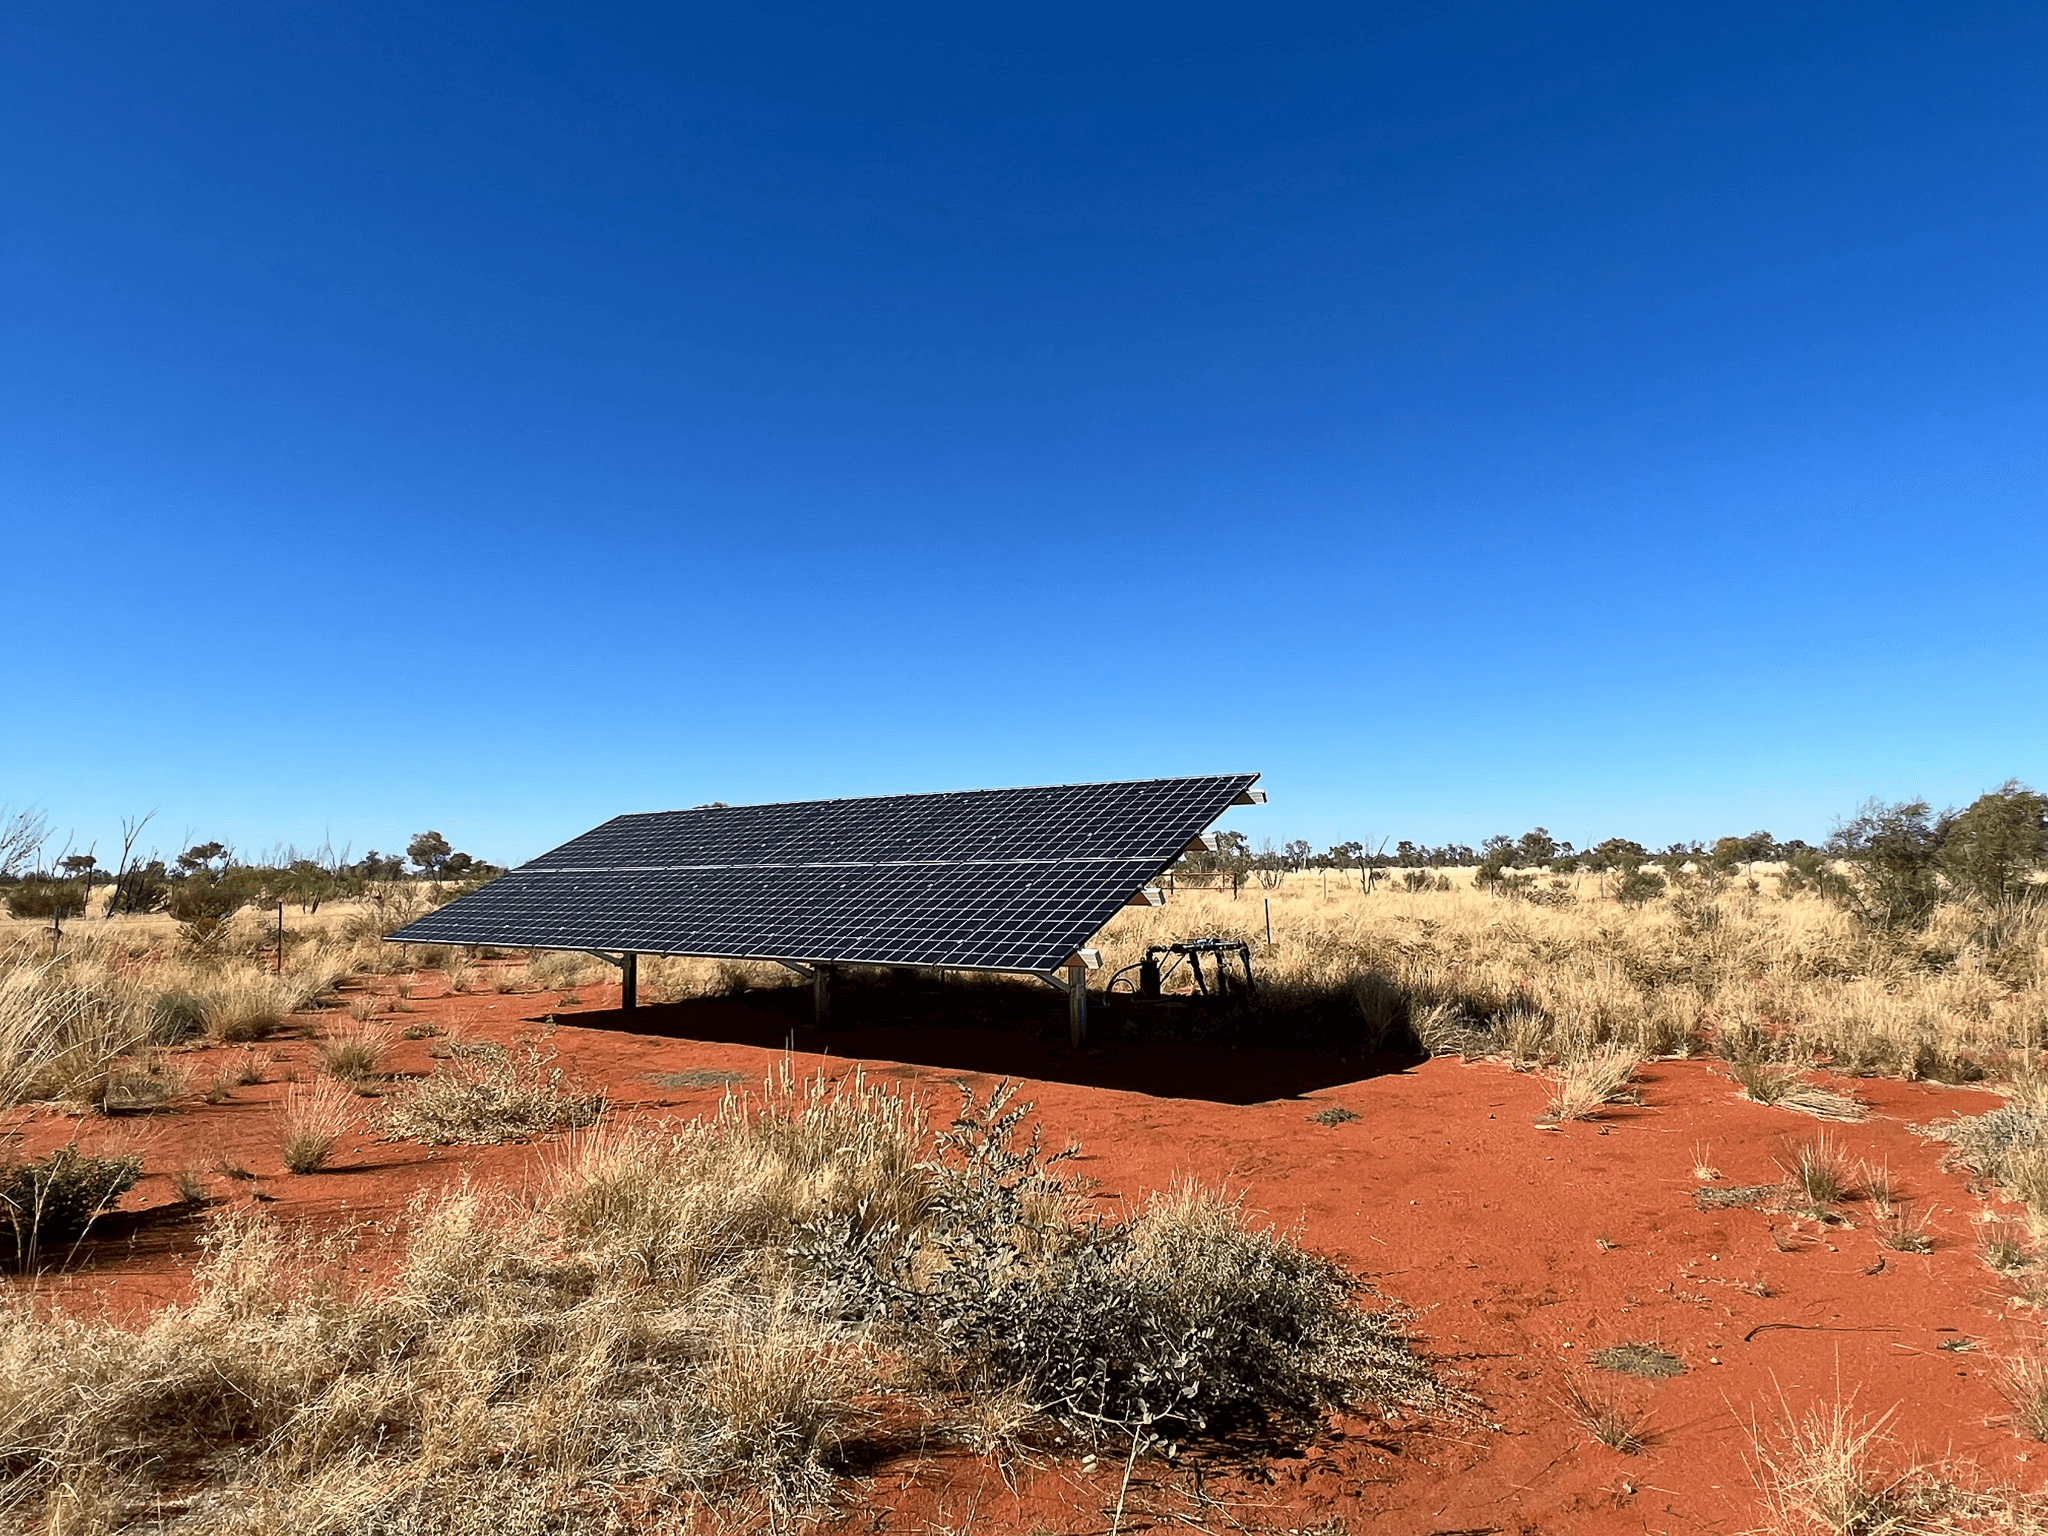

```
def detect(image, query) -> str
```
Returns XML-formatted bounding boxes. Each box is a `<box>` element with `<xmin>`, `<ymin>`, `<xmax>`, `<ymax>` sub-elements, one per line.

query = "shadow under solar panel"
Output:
<box><xmin>387</xmin><ymin>773</ymin><xmax>1261</xmax><ymax>975</ymax></box>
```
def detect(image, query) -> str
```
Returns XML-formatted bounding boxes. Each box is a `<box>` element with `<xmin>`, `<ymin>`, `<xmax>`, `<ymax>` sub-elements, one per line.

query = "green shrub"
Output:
<box><xmin>1825</xmin><ymin>799</ymin><xmax>1945</xmax><ymax>931</ymax></box>
<box><xmin>2</xmin><ymin>1144</ymin><xmax>143</xmax><ymax>1269</ymax></box>
<box><xmin>1612</xmin><ymin>868</ymin><xmax>1667</xmax><ymax>906</ymax></box>
<box><xmin>1941</xmin><ymin>781</ymin><xmax>2048</xmax><ymax>908</ymax></box>
<box><xmin>167</xmin><ymin>873</ymin><xmax>250</xmax><ymax>948</ymax></box>
<box><xmin>4</xmin><ymin>878</ymin><xmax>86</xmax><ymax>921</ymax></box>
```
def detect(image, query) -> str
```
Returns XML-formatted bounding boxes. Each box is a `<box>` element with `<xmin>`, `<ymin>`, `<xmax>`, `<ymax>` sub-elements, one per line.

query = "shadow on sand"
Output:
<box><xmin>536</xmin><ymin>975</ymin><xmax>1425</xmax><ymax>1106</ymax></box>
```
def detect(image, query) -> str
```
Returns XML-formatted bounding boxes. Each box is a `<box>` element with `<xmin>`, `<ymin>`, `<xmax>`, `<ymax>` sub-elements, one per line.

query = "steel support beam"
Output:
<box><xmin>621</xmin><ymin>952</ymin><xmax>638</xmax><ymax>1010</ymax></box>
<box><xmin>813</xmin><ymin>963</ymin><xmax>836</xmax><ymax>1030</ymax></box>
<box><xmin>1067</xmin><ymin>958</ymin><xmax>1088</xmax><ymax>1048</ymax></box>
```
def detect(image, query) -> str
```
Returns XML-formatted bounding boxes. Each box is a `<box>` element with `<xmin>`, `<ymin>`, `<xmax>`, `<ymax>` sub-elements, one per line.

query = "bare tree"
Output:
<box><xmin>106</xmin><ymin>811</ymin><xmax>157</xmax><ymax>917</ymax></box>
<box><xmin>0</xmin><ymin>808</ymin><xmax>49</xmax><ymax>879</ymax></box>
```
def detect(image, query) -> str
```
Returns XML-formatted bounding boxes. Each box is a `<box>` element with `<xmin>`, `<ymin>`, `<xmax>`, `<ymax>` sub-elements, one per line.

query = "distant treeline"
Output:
<box><xmin>0</xmin><ymin>816</ymin><xmax>500</xmax><ymax>930</ymax></box>
<box><xmin>1188</xmin><ymin>827</ymin><xmax>1805</xmax><ymax>875</ymax></box>
<box><xmin>1179</xmin><ymin>781</ymin><xmax>2048</xmax><ymax>928</ymax></box>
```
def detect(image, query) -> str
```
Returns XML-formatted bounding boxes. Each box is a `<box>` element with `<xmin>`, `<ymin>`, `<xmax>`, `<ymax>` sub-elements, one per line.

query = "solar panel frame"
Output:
<box><xmin>388</xmin><ymin>773</ymin><xmax>1260</xmax><ymax>975</ymax></box>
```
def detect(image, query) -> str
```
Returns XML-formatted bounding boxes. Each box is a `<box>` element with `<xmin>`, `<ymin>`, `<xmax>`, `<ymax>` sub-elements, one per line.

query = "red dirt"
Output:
<box><xmin>9</xmin><ymin>972</ymin><xmax>2044</xmax><ymax>1533</ymax></box>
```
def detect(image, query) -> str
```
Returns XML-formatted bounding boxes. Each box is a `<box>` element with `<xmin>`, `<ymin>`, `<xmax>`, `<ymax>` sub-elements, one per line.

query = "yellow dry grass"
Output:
<box><xmin>0</xmin><ymin>1070</ymin><xmax>1448</xmax><ymax>1530</ymax></box>
<box><xmin>1093</xmin><ymin>870</ymin><xmax>2048</xmax><ymax>1079</ymax></box>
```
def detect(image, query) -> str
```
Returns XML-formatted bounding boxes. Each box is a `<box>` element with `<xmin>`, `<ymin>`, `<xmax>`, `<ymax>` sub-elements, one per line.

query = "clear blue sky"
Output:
<box><xmin>3</xmin><ymin>2</ymin><xmax>2043</xmax><ymax>866</ymax></box>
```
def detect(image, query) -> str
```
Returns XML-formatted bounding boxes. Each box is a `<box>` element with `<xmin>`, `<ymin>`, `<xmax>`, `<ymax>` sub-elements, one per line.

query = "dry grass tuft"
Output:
<box><xmin>171</xmin><ymin>1167</ymin><xmax>210</xmax><ymax>1204</ymax></box>
<box><xmin>1784</xmin><ymin>1134</ymin><xmax>1855</xmax><ymax>1209</ymax></box>
<box><xmin>0</xmin><ymin>1069</ymin><xmax>1456</xmax><ymax>1528</ymax></box>
<box><xmin>279</xmin><ymin>1080</ymin><xmax>354</xmax><ymax>1173</ymax></box>
<box><xmin>1564</xmin><ymin>1379</ymin><xmax>1654</xmax><ymax>1453</ymax></box>
<box><xmin>439</xmin><ymin>952</ymin><xmax>475</xmax><ymax>994</ymax></box>
<box><xmin>2002</xmin><ymin>1340</ymin><xmax>2048</xmax><ymax>1444</ymax></box>
<box><xmin>1541</xmin><ymin>1045</ymin><xmax>1641</xmax><ymax>1122</ymax></box>
<box><xmin>1731</xmin><ymin>1060</ymin><xmax>1869</xmax><ymax>1122</ymax></box>
<box><xmin>1877</xmin><ymin>1207</ymin><xmax>1936</xmax><ymax>1254</ymax></box>
<box><xmin>190</xmin><ymin>957</ymin><xmax>347</xmax><ymax>1044</ymax></box>
<box><xmin>0</xmin><ymin>957</ymin><xmax>151</xmax><ymax>1107</ymax></box>
<box><xmin>1737</xmin><ymin>1392</ymin><xmax>2037</xmax><ymax>1535</ymax></box>
<box><xmin>374</xmin><ymin>1033</ymin><xmax>604</xmax><ymax>1145</ymax></box>
<box><xmin>520</xmin><ymin>949</ymin><xmax>595</xmax><ymax>992</ymax></box>
<box><xmin>315</xmin><ymin>1018</ymin><xmax>389</xmax><ymax>1083</ymax></box>
<box><xmin>1979</xmin><ymin>1220</ymin><xmax>2032</xmax><ymax>1274</ymax></box>
<box><xmin>1591</xmin><ymin>1342</ymin><xmax>1683</xmax><ymax>1379</ymax></box>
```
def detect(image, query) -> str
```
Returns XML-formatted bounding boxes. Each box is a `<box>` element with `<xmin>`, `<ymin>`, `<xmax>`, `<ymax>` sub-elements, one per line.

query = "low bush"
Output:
<box><xmin>801</xmin><ymin>1080</ymin><xmax>1453</xmax><ymax>1455</ymax></box>
<box><xmin>1611</xmin><ymin>867</ymin><xmax>1667</xmax><ymax>906</ymax></box>
<box><xmin>4</xmin><ymin>877</ymin><xmax>87</xmax><ymax>921</ymax></box>
<box><xmin>374</xmin><ymin>1034</ymin><xmax>605</xmax><ymax>1145</ymax></box>
<box><xmin>0</xmin><ymin>1073</ymin><xmax>1454</xmax><ymax>1529</ymax></box>
<box><xmin>1919</xmin><ymin>1093</ymin><xmax>2048</xmax><ymax>1215</ymax></box>
<box><xmin>1</xmin><ymin>1144</ymin><xmax>143</xmax><ymax>1269</ymax></box>
<box><xmin>167</xmin><ymin>872</ymin><xmax>249</xmax><ymax>950</ymax></box>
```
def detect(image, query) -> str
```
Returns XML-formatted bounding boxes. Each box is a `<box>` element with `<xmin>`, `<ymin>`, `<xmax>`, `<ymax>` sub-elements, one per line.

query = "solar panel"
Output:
<box><xmin>387</xmin><ymin>774</ymin><xmax>1261</xmax><ymax>975</ymax></box>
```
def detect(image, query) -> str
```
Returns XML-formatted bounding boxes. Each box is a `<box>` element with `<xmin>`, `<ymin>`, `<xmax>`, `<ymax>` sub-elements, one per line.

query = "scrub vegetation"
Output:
<box><xmin>0</xmin><ymin>780</ymin><xmax>2044</xmax><ymax>1527</ymax></box>
<box><xmin>1106</xmin><ymin>783</ymin><xmax>2048</xmax><ymax>1091</ymax></box>
<box><xmin>0</xmin><ymin>1071</ymin><xmax>1451</xmax><ymax>1531</ymax></box>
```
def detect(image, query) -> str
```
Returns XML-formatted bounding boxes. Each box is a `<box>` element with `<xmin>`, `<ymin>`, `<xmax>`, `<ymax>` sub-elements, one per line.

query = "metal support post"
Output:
<box><xmin>621</xmin><ymin>953</ymin><xmax>638</xmax><ymax>1010</ymax></box>
<box><xmin>814</xmin><ymin>963</ymin><xmax>835</xmax><ymax>1030</ymax></box>
<box><xmin>1067</xmin><ymin>958</ymin><xmax>1088</xmax><ymax>1049</ymax></box>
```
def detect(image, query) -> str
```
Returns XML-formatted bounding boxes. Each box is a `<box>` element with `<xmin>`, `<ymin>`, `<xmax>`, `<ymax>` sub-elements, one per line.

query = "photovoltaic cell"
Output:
<box><xmin>387</xmin><ymin>774</ymin><xmax>1260</xmax><ymax>974</ymax></box>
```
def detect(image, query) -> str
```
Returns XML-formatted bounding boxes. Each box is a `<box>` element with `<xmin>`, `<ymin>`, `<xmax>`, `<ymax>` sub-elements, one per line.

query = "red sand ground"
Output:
<box><xmin>8</xmin><ymin>971</ymin><xmax>2041</xmax><ymax>1534</ymax></box>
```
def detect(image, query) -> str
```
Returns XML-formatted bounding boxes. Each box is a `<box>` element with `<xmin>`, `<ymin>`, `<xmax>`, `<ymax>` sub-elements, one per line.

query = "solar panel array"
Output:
<box><xmin>388</xmin><ymin>774</ymin><xmax>1260</xmax><ymax>974</ymax></box>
